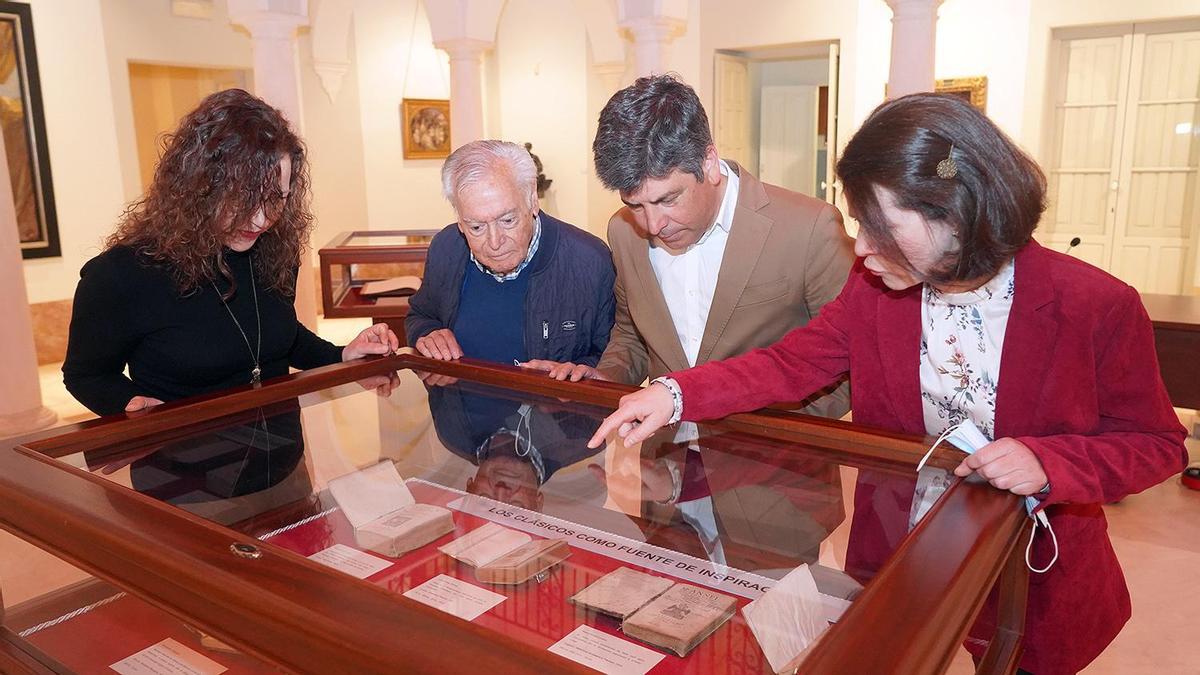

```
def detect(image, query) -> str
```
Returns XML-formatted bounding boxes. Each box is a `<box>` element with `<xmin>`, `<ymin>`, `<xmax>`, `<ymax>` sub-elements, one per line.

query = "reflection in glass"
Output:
<box><xmin>427</xmin><ymin>383</ymin><xmax>603</xmax><ymax>512</ymax></box>
<box><xmin>87</xmin><ymin>403</ymin><xmax>314</xmax><ymax>528</ymax></box>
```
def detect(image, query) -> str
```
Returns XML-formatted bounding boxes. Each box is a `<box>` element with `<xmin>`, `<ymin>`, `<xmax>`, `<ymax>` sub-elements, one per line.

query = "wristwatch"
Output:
<box><xmin>651</xmin><ymin>377</ymin><xmax>683</xmax><ymax>425</ymax></box>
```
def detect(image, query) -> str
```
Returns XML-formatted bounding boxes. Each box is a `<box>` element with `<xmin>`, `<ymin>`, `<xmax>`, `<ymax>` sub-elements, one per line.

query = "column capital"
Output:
<box><xmin>228</xmin><ymin>0</ymin><xmax>309</xmax><ymax>37</ymax></box>
<box><xmin>433</xmin><ymin>37</ymin><xmax>493</xmax><ymax>59</ymax></box>
<box><xmin>229</xmin><ymin>12</ymin><xmax>308</xmax><ymax>39</ymax></box>
<box><xmin>883</xmin><ymin>0</ymin><xmax>945</xmax><ymax>20</ymax></box>
<box><xmin>618</xmin><ymin>15</ymin><xmax>686</xmax><ymax>44</ymax></box>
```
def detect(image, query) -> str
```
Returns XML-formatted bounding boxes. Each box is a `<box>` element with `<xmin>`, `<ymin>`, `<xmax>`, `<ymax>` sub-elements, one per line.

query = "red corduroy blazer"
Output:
<box><xmin>671</xmin><ymin>240</ymin><xmax>1188</xmax><ymax>675</ymax></box>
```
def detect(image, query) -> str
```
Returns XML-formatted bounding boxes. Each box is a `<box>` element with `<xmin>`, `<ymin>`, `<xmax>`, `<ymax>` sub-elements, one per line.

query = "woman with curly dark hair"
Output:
<box><xmin>64</xmin><ymin>89</ymin><xmax>397</xmax><ymax>416</ymax></box>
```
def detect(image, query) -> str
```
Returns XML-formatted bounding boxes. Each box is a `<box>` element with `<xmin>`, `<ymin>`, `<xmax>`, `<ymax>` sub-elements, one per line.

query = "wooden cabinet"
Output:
<box><xmin>0</xmin><ymin>356</ymin><xmax>1030</xmax><ymax>674</ymax></box>
<box><xmin>317</xmin><ymin>230</ymin><xmax>439</xmax><ymax>342</ymax></box>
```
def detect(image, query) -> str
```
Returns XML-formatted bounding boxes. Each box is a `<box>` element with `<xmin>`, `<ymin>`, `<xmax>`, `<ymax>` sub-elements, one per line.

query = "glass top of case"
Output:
<box><xmin>36</xmin><ymin>361</ymin><xmax>955</xmax><ymax>673</ymax></box>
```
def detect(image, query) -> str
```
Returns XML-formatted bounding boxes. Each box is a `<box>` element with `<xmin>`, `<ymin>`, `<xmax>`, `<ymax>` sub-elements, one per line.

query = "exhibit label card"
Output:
<box><xmin>548</xmin><ymin>625</ymin><xmax>665</xmax><ymax>675</ymax></box>
<box><xmin>110</xmin><ymin>637</ymin><xmax>227</xmax><ymax>675</ymax></box>
<box><xmin>403</xmin><ymin>574</ymin><xmax>506</xmax><ymax>621</ymax></box>
<box><xmin>308</xmin><ymin>543</ymin><xmax>392</xmax><ymax>579</ymax></box>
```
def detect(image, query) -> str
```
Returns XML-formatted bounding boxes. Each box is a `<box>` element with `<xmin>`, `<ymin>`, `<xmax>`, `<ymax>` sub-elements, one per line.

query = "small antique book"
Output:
<box><xmin>568</xmin><ymin>567</ymin><xmax>675</xmax><ymax>620</ymax></box>
<box><xmin>438</xmin><ymin>522</ymin><xmax>533</xmax><ymax>567</ymax></box>
<box><xmin>359</xmin><ymin>276</ymin><xmax>422</xmax><ymax>297</ymax></box>
<box><xmin>328</xmin><ymin>461</ymin><xmax>454</xmax><ymax>558</ymax></box>
<box><xmin>473</xmin><ymin>539</ymin><xmax>571</xmax><ymax>585</ymax></box>
<box><xmin>439</xmin><ymin>523</ymin><xmax>570</xmax><ymax>585</ymax></box>
<box><xmin>622</xmin><ymin>583</ymin><xmax>738</xmax><ymax>657</ymax></box>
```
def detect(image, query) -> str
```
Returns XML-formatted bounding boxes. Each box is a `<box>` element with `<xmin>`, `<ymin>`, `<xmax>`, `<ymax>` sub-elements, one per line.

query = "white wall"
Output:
<box><xmin>352</xmin><ymin>0</ymin><xmax>454</xmax><ymax>232</ymax></box>
<box><xmin>22</xmin><ymin>0</ymin><xmax>127</xmax><ymax>304</ymax></box>
<box><xmin>935</xmin><ymin>0</ymin><xmax>1033</xmax><ymax>142</ymax></box>
<box><xmin>298</xmin><ymin>25</ymin><xmax>370</xmax><ymax>252</ymax></box>
<box><xmin>494</xmin><ymin>0</ymin><xmax>590</xmax><ymax>230</ymax></box>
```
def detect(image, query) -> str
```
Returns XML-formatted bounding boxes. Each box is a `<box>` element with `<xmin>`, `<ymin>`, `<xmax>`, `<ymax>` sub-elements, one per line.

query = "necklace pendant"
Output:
<box><xmin>251</xmin><ymin>366</ymin><xmax>261</xmax><ymax>385</ymax></box>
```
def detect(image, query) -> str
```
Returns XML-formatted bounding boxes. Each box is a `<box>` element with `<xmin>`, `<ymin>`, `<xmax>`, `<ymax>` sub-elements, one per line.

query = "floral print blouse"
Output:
<box><xmin>919</xmin><ymin>259</ymin><xmax>1016</xmax><ymax>440</ymax></box>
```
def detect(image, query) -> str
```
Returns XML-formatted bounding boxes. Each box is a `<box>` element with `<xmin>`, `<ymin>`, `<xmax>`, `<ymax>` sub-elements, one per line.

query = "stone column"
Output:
<box><xmin>619</xmin><ymin>16</ymin><xmax>685</xmax><ymax>77</ymax></box>
<box><xmin>885</xmin><ymin>0</ymin><xmax>944</xmax><ymax>98</ymax></box>
<box><xmin>228</xmin><ymin>0</ymin><xmax>318</xmax><ymax>328</ymax></box>
<box><xmin>424</xmin><ymin>0</ymin><xmax>504</xmax><ymax>149</ymax></box>
<box><xmin>616</xmin><ymin>0</ymin><xmax>687</xmax><ymax>77</ymax></box>
<box><xmin>0</xmin><ymin>129</ymin><xmax>55</xmax><ymax>436</ymax></box>
<box><xmin>433</xmin><ymin>37</ymin><xmax>491</xmax><ymax>147</ymax></box>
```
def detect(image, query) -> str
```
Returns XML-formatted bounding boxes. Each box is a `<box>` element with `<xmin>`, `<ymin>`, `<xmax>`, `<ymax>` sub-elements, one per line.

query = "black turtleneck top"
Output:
<box><xmin>63</xmin><ymin>245</ymin><xmax>343</xmax><ymax>416</ymax></box>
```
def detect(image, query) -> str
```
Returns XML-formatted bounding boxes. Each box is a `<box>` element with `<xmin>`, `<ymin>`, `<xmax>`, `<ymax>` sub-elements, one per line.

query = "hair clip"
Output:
<box><xmin>936</xmin><ymin>144</ymin><xmax>959</xmax><ymax>179</ymax></box>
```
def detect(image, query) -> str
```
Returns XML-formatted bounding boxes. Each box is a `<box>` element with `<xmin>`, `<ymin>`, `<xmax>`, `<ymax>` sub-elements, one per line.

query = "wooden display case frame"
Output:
<box><xmin>0</xmin><ymin>354</ymin><xmax>1030</xmax><ymax>674</ymax></box>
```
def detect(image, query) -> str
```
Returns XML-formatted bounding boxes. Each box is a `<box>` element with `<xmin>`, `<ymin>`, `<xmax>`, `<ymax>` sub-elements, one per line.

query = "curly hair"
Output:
<box><xmin>108</xmin><ymin>88</ymin><xmax>313</xmax><ymax>298</ymax></box>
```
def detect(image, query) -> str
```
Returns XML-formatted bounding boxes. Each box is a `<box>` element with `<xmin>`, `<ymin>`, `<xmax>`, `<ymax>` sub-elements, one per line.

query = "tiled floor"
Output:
<box><xmin>18</xmin><ymin>319</ymin><xmax>1200</xmax><ymax>672</ymax></box>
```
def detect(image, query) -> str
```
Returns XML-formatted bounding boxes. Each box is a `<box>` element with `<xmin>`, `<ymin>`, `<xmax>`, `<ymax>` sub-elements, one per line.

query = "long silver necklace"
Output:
<box><xmin>211</xmin><ymin>257</ymin><xmax>262</xmax><ymax>385</ymax></box>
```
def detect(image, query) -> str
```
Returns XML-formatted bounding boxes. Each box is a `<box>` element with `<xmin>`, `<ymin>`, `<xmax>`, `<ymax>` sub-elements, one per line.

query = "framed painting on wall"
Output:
<box><xmin>0</xmin><ymin>1</ymin><xmax>59</xmax><ymax>259</ymax></box>
<box><xmin>935</xmin><ymin>76</ymin><xmax>988</xmax><ymax>113</ymax></box>
<box><xmin>401</xmin><ymin>98</ymin><xmax>451</xmax><ymax>160</ymax></box>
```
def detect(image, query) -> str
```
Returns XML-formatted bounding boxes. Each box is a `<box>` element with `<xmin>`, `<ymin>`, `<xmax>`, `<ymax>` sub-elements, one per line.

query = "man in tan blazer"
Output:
<box><xmin>529</xmin><ymin>74</ymin><xmax>852</xmax><ymax>419</ymax></box>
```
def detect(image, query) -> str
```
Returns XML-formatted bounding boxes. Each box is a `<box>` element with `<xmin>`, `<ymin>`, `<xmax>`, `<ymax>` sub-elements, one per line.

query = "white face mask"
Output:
<box><xmin>914</xmin><ymin>419</ymin><xmax>1058</xmax><ymax>574</ymax></box>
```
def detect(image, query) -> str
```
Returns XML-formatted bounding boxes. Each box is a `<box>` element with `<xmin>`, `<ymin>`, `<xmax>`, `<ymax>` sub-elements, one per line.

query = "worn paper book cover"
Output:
<box><xmin>438</xmin><ymin>522</ymin><xmax>533</xmax><ymax>568</ymax></box>
<box><xmin>622</xmin><ymin>583</ymin><xmax>738</xmax><ymax>657</ymax></box>
<box><xmin>355</xmin><ymin>503</ymin><xmax>455</xmax><ymax>557</ymax></box>
<box><xmin>328</xmin><ymin>462</ymin><xmax>454</xmax><ymax>557</ymax></box>
<box><xmin>473</xmin><ymin>538</ymin><xmax>571</xmax><ymax>585</ymax></box>
<box><xmin>568</xmin><ymin>567</ymin><xmax>675</xmax><ymax>620</ymax></box>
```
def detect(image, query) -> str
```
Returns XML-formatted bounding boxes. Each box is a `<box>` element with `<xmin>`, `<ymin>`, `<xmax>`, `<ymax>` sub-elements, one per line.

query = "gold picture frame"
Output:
<box><xmin>401</xmin><ymin>98</ymin><xmax>451</xmax><ymax>160</ymax></box>
<box><xmin>935</xmin><ymin>76</ymin><xmax>987</xmax><ymax>113</ymax></box>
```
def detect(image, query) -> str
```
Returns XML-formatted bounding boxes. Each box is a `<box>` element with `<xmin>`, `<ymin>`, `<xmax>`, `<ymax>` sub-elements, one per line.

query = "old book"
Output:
<box><xmin>354</xmin><ymin>503</ymin><xmax>455</xmax><ymax>557</ymax></box>
<box><xmin>360</xmin><ymin>276</ymin><xmax>421</xmax><ymax>297</ymax></box>
<box><xmin>328</xmin><ymin>461</ymin><xmax>455</xmax><ymax>558</ymax></box>
<box><xmin>622</xmin><ymin>583</ymin><xmax>738</xmax><ymax>657</ymax></box>
<box><xmin>438</xmin><ymin>522</ymin><xmax>532</xmax><ymax>567</ymax></box>
<box><xmin>473</xmin><ymin>538</ymin><xmax>571</xmax><ymax>585</ymax></box>
<box><xmin>568</xmin><ymin>567</ymin><xmax>675</xmax><ymax>620</ymax></box>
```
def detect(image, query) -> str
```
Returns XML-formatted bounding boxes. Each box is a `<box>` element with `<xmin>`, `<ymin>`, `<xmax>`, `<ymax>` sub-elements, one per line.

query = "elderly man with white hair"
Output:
<box><xmin>406</xmin><ymin>140</ymin><xmax>615</xmax><ymax>369</ymax></box>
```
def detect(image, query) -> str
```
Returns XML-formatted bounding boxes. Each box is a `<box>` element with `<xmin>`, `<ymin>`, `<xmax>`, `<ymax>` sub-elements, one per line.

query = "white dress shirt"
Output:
<box><xmin>648</xmin><ymin>160</ymin><xmax>740</xmax><ymax>367</ymax></box>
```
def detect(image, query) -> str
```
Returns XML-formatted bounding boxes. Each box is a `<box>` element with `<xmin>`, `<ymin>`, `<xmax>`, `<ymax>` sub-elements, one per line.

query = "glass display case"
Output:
<box><xmin>317</xmin><ymin>230</ymin><xmax>439</xmax><ymax>339</ymax></box>
<box><xmin>0</xmin><ymin>353</ymin><xmax>1030</xmax><ymax>674</ymax></box>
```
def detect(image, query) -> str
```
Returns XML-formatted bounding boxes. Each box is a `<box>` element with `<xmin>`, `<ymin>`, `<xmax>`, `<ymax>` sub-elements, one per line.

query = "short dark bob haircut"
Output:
<box><xmin>593</xmin><ymin>73</ymin><xmax>713</xmax><ymax>193</ymax></box>
<box><xmin>837</xmin><ymin>93</ymin><xmax>1046</xmax><ymax>285</ymax></box>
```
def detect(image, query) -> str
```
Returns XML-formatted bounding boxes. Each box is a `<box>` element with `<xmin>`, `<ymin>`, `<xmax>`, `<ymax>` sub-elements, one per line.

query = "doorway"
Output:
<box><xmin>128</xmin><ymin>63</ymin><xmax>251</xmax><ymax>193</ymax></box>
<box><xmin>713</xmin><ymin>42</ymin><xmax>839</xmax><ymax>204</ymax></box>
<box><xmin>1041</xmin><ymin>20</ymin><xmax>1200</xmax><ymax>294</ymax></box>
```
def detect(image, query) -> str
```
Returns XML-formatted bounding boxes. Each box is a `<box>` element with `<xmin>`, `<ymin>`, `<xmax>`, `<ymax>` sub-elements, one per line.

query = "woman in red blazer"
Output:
<box><xmin>589</xmin><ymin>94</ymin><xmax>1187</xmax><ymax>674</ymax></box>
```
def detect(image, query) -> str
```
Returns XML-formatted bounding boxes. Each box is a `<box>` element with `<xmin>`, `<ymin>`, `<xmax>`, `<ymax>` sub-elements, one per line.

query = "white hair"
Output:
<box><xmin>440</xmin><ymin>140</ymin><xmax>537</xmax><ymax>210</ymax></box>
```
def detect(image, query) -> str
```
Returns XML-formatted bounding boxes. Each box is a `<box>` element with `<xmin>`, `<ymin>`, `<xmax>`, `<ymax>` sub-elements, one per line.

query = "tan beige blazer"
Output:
<box><xmin>596</xmin><ymin>161</ymin><xmax>854</xmax><ymax>419</ymax></box>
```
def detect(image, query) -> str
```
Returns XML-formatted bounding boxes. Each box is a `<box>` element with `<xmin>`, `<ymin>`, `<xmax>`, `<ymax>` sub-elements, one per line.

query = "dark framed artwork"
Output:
<box><xmin>400</xmin><ymin>98</ymin><xmax>451</xmax><ymax>160</ymax></box>
<box><xmin>0</xmin><ymin>1</ymin><xmax>58</xmax><ymax>259</ymax></box>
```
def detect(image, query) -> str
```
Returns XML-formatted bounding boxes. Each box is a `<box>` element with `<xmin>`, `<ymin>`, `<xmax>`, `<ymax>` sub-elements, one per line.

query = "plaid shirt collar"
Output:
<box><xmin>470</xmin><ymin>214</ymin><xmax>542</xmax><ymax>282</ymax></box>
